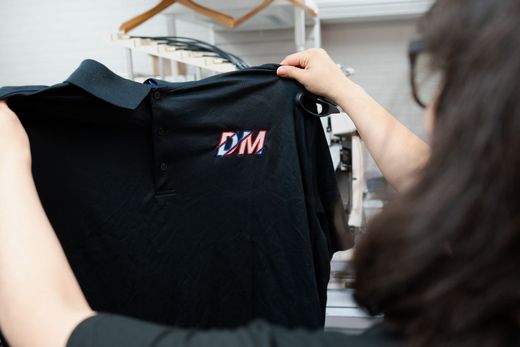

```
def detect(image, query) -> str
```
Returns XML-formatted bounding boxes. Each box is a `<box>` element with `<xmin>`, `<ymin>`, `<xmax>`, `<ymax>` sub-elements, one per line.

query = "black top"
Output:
<box><xmin>68</xmin><ymin>314</ymin><xmax>402</xmax><ymax>347</ymax></box>
<box><xmin>0</xmin><ymin>61</ymin><xmax>349</xmax><ymax>330</ymax></box>
<box><xmin>67</xmin><ymin>313</ymin><xmax>520</xmax><ymax>347</ymax></box>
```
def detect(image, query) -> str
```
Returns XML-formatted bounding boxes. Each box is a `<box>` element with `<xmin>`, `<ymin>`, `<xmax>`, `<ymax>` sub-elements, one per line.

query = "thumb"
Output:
<box><xmin>276</xmin><ymin>65</ymin><xmax>306</xmax><ymax>83</ymax></box>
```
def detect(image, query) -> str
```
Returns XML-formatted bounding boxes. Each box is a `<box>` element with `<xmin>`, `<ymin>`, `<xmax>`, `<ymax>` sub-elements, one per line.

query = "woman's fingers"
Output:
<box><xmin>276</xmin><ymin>65</ymin><xmax>306</xmax><ymax>81</ymax></box>
<box><xmin>277</xmin><ymin>48</ymin><xmax>351</xmax><ymax>101</ymax></box>
<box><xmin>280</xmin><ymin>51</ymin><xmax>308</xmax><ymax>67</ymax></box>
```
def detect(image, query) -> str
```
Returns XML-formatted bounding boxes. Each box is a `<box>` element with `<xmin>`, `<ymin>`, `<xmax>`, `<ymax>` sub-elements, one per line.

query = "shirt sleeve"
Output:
<box><xmin>311</xmin><ymin>117</ymin><xmax>353</xmax><ymax>254</ymax></box>
<box><xmin>66</xmin><ymin>314</ymin><xmax>354</xmax><ymax>347</ymax></box>
<box><xmin>294</xmin><ymin>98</ymin><xmax>353</xmax><ymax>257</ymax></box>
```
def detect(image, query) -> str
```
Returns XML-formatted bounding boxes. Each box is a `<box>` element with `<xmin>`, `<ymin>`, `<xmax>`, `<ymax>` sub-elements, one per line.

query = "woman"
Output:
<box><xmin>1</xmin><ymin>0</ymin><xmax>519</xmax><ymax>346</ymax></box>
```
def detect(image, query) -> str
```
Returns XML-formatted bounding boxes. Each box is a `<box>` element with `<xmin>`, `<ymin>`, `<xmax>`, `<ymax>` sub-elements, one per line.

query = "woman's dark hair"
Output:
<box><xmin>353</xmin><ymin>0</ymin><xmax>520</xmax><ymax>346</ymax></box>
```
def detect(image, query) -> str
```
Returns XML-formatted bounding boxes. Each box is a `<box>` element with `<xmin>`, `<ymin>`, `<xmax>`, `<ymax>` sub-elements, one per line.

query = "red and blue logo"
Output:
<box><xmin>216</xmin><ymin>130</ymin><xmax>267</xmax><ymax>157</ymax></box>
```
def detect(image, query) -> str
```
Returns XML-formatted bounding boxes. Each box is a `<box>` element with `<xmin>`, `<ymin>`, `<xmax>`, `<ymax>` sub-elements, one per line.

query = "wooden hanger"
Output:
<box><xmin>120</xmin><ymin>0</ymin><xmax>177</xmax><ymax>33</ymax></box>
<box><xmin>120</xmin><ymin>0</ymin><xmax>273</xmax><ymax>33</ymax></box>
<box><xmin>119</xmin><ymin>0</ymin><xmax>317</xmax><ymax>33</ymax></box>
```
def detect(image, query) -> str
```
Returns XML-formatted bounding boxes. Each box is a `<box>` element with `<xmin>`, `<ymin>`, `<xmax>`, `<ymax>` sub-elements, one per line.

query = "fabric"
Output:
<box><xmin>0</xmin><ymin>60</ymin><xmax>349</xmax><ymax>331</ymax></box>
<box><xmin>67</xmin><ymin>313</ymin><xmax>400</xmax><ymax>347</ymax></box>
<box><xmin>68</xmin><ymin>314</ymin><xmax>520</xmax><ymax>347</ymax></box>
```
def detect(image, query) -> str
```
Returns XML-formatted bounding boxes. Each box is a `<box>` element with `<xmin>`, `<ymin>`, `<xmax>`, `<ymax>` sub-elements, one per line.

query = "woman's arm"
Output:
<box><xmin>277</xmin><ymin>48</ymin><xmax>430</xmax><ymax>192</ymax></box>
<box><xmin>0</xmin><ymin>101</ymin><xmax>94</xmax><ymax>347</ymax></box>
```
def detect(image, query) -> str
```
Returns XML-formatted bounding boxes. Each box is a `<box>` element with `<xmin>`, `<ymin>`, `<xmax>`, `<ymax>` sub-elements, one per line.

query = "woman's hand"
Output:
<box><xmin>278</xmin><ymin>49</ymin><xmax>430</xmax><ymax>192</ymax></box>
<box><xmin>277</xmin><ymin>48</ymin><xmax>360</xmax><ymax>103</ymax></box>
<box><xmin>0</xmin><ymin>101</ymin><xmax>31</xmax><ymax>166</ymax></box>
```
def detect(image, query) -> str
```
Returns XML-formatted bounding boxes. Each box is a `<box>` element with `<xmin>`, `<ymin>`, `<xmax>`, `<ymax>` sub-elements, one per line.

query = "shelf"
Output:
<box><xmin>111</xmin><ymin>34</ymin><xmax>237</xmax><ymax>74</ymax></box>
<box><xmin>317</xmin><ymin>0</ymin><xmax>434</xmax><ymax>22</ymax></box>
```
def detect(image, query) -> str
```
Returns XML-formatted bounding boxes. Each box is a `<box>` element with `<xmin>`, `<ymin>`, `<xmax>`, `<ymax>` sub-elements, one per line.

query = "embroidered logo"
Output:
<box><xmin>216</xmin><ymin>130</ymin><xmax>267</xmax><ymax>157</ymax></box>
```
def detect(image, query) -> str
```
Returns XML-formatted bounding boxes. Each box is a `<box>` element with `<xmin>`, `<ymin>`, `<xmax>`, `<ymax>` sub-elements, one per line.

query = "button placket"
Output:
<box><xmin>150</xmin><ymin>88</ymin><xmax>170</xmax><ymax>190</ymax></box>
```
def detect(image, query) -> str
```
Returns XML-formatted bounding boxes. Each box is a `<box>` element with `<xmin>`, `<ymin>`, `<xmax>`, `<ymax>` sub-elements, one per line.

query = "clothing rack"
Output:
<box><xmin>111</xmin><ymin>34</ymin><xmax>239</xmax><ymax>78</ymax></box>
<box><xmin>119</xmin><ymin>0</ymin><xmax>318</xmax><ymax>33</ymax></box>
<box><xmin>112</xmin><ymin>1</ymin><xmax>320</xmax><ymax>80</ymax></box>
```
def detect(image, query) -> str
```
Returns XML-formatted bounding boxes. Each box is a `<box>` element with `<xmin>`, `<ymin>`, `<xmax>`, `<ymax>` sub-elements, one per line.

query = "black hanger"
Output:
<box><xmin>295</xmin><ymin>91</ymin><xmax>341</xmax><ymax>117</ymax></box>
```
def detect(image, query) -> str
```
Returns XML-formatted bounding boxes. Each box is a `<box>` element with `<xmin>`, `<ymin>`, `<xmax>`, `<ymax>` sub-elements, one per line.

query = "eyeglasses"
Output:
<box><xmin>408</xmin><ymin>39</ymin><xmax>443</xmax><ymax>108</ymax></box>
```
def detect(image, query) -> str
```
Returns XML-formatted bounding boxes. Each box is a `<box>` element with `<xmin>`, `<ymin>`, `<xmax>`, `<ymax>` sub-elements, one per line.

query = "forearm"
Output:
<box><xmin>0</xmin><ymin>156</ymin><xmax>94</xmax><ymax>347</ymax></box>
<box><xmin>334</xmin><ymin>82</ymin><xmax>430</xmax><ymax>192</ymax></box>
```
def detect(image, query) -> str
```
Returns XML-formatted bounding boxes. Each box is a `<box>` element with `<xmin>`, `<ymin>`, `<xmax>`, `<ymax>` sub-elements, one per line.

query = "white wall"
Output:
<box><xmin>0</xmin><ymin>1</ymin><xmax>426</xmax><ymax>172</ymax></box>
<box><xmin>323</xmin><ymin>21</ymin><xmax>427</xmax><ymax>172</ymax></box>
<box><xmin>0</xmin><ymin>0</ymin><xmax>170</xmax><ymax>85</ymax></box>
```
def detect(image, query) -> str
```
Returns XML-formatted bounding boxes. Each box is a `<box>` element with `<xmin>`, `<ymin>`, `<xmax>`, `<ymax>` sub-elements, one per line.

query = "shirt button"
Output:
<box><xmin>153</xmin><ymin>91</ymin><xmax>161</xmax><ymax>100</ymax></box>
<box><xmin>160</xmin><ymin>162</ymin><xmax>168</xmax><ymax>171</ymax></box>
<box><xmin>157</xmin><ymin>127</ymin><xmax>165</xmax><ymax>136</ymax></box>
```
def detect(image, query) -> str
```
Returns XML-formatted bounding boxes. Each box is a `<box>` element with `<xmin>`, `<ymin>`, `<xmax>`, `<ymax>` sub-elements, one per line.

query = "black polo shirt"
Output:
<box><xmin>0</xmin><ymin>60</ymin><xmax>350</xmax><ymax>331</ymax></box>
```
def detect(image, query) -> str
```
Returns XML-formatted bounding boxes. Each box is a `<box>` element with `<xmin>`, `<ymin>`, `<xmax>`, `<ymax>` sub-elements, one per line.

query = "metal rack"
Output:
<box><xmin>112</xmin><ymin>0</ymin><xmax>320</xmax><ymax>80</ymax></box>
<box><xmin>161</xmin><ymin>0</ymin><xmax>321</xmax><ymax>49</ymax></box>
<box><xmin>111</xmin><ymin>34</ymin><xmax>238</xmax><ymax>78</ymax></box>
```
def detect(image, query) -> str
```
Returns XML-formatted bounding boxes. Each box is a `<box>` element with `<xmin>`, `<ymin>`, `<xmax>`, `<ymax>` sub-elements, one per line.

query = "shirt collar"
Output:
<box><xmin>65</xmin><ymin>59</ymin><xmax>151</xmax><ymax>110</ymax></box>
